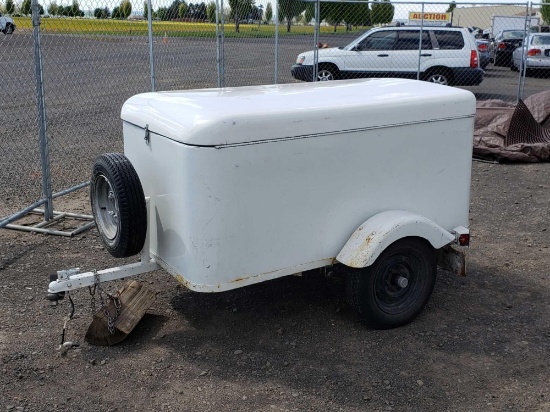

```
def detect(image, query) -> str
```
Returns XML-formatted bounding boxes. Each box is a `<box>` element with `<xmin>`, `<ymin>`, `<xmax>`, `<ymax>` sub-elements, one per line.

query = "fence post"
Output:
<box><xmin>313</xmin><ymin>0</ymin><xmax>320</xmax><ymax>82</ymax></box>
<box><xmin>417</xmin><ymin>3</ymin><xmax>425</xmax><ymax>80</ymax></box>
<box><xmin>215</xmin><ymin>0</ymin><xmax>221</xmax><ymax>87</ymax></box>
<box><xmin>517</xmin><ymin>2</ymin><xmax>530</xmax><ymax>101</ymax></box>
<box><xmin>147</xmin><ymin>0</ymin><xmax>156</xmax><ymax>92</ymax></box>
<box><xmin>31</xmin><ymin>0</ymin><xmax>53</xmax><ymax>221</ymax></box>
<box><xmin>274</xmin><ymin>0</ymin><xmax>279</xmax><ymax>83</ymax></box>
<box><xmin>221</xmin><ymin>0</ymin><xmax>225</xmax><ymax>87</ymax></box>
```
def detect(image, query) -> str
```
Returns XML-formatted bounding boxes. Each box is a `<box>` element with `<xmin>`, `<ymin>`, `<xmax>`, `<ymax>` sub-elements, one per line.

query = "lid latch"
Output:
<box><xmin>144</xmin><ymin>124</ymin><xmax>150</xmax><ymax>146</ymax></box>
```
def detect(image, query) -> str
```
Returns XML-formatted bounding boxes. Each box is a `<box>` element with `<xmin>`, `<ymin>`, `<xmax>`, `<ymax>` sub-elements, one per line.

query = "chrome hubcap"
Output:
<box><xmin>93</xmin><ymin>174</ymin><xmax>119</xmax><ymax>240</ymax></box>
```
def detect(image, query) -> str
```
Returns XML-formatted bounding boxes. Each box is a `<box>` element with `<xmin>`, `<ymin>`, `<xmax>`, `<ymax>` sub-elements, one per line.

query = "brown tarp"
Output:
<box><xmin>474</xmin><ymin>90</ymin><xmax>550</xmax><ymax>162</ymax></box>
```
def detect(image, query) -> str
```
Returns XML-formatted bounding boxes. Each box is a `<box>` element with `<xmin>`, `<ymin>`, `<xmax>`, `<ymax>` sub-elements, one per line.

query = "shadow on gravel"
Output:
<box><xmin>97</xmin><ymin>263</ymin><xmax>548</xmax><ymax>410</ymax></box>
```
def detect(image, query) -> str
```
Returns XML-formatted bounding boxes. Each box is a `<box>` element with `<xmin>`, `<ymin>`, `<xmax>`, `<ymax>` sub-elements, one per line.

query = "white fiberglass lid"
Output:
<box><xmin>121</xmin><ymin>78</ymin><xmax>475</xmax><ymax>146</ymax></box>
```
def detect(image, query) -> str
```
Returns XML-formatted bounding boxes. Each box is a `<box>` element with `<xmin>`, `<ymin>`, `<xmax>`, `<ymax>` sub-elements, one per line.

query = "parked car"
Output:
<box><xmin>490</xmin><ymin>30</ymin><xmax>525</xmax><ymax>66</ymax></box>
<box><xmin>291</xmin><ymin>26</ymin><xmax>484</xmax><ymax>86</ymax></box>
<box><xmin>511</xmin><ymin>33</ymin><xmax>550</xmax><ymax>73</ymax></box>
<box><xmin>0</xmin><ymin>12</ymin><xmax>15</xmax><ymax>34</ymax></box>
<box><xmin>476</xmin><ymin>39</ymin><xmax>490</xmax><ymax>69</ymax></box>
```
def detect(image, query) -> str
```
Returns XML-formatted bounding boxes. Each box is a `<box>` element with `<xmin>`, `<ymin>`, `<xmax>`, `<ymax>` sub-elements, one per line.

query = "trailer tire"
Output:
<box><xmin>90</xmin><ymin>153</ymin><xmax>147</xmax><ymax>258</ymax></box>
<box><xmin>346</xmin><ymin>237</ymin><xmax>436</xmax><ymax>329</ymax></box>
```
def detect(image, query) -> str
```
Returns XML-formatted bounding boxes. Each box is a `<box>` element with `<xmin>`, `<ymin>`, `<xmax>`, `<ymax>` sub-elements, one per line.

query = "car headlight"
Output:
<box><xmin>296</xmin><ymin>55</ymin><xmax>305</xmax><ymax>65</ymax></box>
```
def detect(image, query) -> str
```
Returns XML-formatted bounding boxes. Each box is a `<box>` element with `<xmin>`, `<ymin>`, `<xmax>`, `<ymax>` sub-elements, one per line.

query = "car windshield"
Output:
<box><xmin>502</xmin><ymin>31</ymin><xmax>524</xmax><ymax>39</ymax></box>
<box><xmin>346</xmin><ymin>29</ymin><xmax>375</xmax><ymax>49</ymax></box>
<box><xmin>532</xmin><ymin>35</ymin><xmax>550</xmax><ymax>45</ymax></box>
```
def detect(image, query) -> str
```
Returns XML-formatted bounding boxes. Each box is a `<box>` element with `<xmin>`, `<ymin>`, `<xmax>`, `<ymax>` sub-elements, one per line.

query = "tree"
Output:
<box><xmin>228</xmin><ymin>0</ymin><xmax>253</xmax><ymax>32</ymax></box>
<box><xmin>64</xmin><ymin>0</ymin><xmax>83</xmax><ymax>16</ymax></box>
<box><xmin>164</xmin><ymin>0</ymin><xmax>179</xmax><ymax>19</ymax></box>
<box><xmin>47</xmin><ymin>1</ymin><xmax>58</xmax><ymax>15</ymax></box>
<box><xmin>264</xmin><ymin>1</ymin><xmax>272</xmax><ymax>22</ymax></box>
<box><xmin>94</xmin><ymin>7</ymin><xmax>110</xmax><ymax>18</ymax></box>
<box><xmin>446</xmin><ymin>1</ymin><xmax>456</xmax><ymax>13</ymax></box>
<box><xmin>119</xmin><ymin>0</ymin><xmax>132</xmax><ymax>18</ymax></box>
<box><xmin>371</xmin><ymin>0</ymin><xmax>393</xmax><ymax>25</ymax></box>
<box><xmin>278</xmin><ymin>0</ymin><xmax>306</xmax><ymax>32</ymax></box>
<box><xmin>156</xmin><ymin>6</ymin><xmax>168</xmax><ymax>20</ymax></box>
<box><xmin>20</xmin><ymin>0</ymin><xmax>31</xmax><ymax>15</ymax></box>
<box><xmin>178</xmin><ymin>2</ymin><xmax>187</xmax><ymax>17</ymax></box>
<box><xmin>344</xmin><ymin>0</ymin><xmax>370</xmax><ymax>29</ymax></box>
<box><xmin>542</xmin><ymin>0</ymin><xmax>550</xmax><ymax>25</ymax></box>
<box><xmin>206</xmin><ymin>1</ymin><xmax>216</xmax><ymax>22</ymax></box>
<box><xmin>143</xmin><ymin>1</ymin><xmax>148</xmax><ymax>18</ymax></box>
<box><xmin>5</xmin><ymin>0</ymin><xmax>14</xmax><ymax>14</ymax></box>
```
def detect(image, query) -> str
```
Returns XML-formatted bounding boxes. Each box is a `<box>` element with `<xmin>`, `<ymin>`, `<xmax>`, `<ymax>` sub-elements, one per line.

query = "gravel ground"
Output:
<box><xmin>1</xmin><ymin>160</ymin><xmax>550</xmax><ymax>412</ymax></box>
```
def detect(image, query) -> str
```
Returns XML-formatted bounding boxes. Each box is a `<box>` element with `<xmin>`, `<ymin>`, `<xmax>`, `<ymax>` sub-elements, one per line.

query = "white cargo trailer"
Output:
<box><xmin>49</xmin><ymin>78</ymin><xmax>474</xmax><ymax>329</ymax></box>
<box><xmin>491</xmin><ymin>15</ymin><xmax>540</xmax><ymax>37</ymax></box>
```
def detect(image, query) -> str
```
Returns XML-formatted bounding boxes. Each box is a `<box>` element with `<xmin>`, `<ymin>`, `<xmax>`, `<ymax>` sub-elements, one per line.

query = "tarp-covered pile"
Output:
<box><xmin>474</xmin><ymin>90</ymin><xmax>550</xmax><ymax>162</ymax></box>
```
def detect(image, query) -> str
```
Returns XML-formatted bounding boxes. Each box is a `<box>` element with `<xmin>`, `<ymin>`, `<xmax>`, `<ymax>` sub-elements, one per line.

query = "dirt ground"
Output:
<box><xmin>1</xmin><ymin>161</ymin><xmax>550</xmax><ymax>412</ymax></box>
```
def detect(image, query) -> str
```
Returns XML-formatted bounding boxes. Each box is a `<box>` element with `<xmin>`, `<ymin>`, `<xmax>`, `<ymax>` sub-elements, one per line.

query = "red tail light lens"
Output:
<box><xmin>458</xmin><ymin>234</ymin><xmax>470</xmax><ymax>246</ymax></box>
<box><xmin>527</xmin><ymin>48</ymin><xmax>541</xmax><ymax>56</ymax></box>
<box><xmin>498</xmin><ymin>42</ymin><xmax>507</xmax><ymax>50</ymax></box>
<box><xmin>470</xmin><ymin>50</ymin><xmax>479</xmax><ymax>68</ymax></box>
<box><xmin>477</xmin><ymin>43</ymin><xmax>488</xmax><ymax>52</ymax></box>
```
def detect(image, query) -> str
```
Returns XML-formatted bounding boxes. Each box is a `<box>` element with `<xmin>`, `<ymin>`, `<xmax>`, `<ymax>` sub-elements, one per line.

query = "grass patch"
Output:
<box><xmin>14</xmin><ymin>17</ymin><xmax>368</xmax><ymax>38</ymax></box>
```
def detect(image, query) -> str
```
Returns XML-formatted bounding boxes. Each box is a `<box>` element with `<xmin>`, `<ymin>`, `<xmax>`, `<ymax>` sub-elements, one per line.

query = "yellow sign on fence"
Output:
<box><xmin>408</xmin><ymin>12</ymin><xmax>451</xmax><ymax>26</ymax></box>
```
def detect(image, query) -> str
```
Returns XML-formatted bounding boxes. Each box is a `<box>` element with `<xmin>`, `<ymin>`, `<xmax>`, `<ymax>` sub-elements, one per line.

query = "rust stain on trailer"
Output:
<box><xmin>175</xmin><ymin>274</ymin><xmax>192</xmax><ymax>289</ymax></box>
<box><xmin>230</xmin><ymin>277</ymin><xmax>246</xmax><ymax>283</ymax></box>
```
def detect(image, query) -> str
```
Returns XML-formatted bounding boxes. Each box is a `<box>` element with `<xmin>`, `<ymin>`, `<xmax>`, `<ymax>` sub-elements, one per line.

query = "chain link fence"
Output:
<box><xmin>1</xmin><ymin>0</ymin><xmax>549</xmax><ymax>231</ymax></box>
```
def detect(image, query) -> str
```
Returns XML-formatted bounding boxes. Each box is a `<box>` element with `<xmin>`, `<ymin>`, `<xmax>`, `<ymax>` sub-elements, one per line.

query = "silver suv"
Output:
<box><xmin>292</xmin><ymin>26</ymin><xmax>484</xmax><ymax>86</ymax></box>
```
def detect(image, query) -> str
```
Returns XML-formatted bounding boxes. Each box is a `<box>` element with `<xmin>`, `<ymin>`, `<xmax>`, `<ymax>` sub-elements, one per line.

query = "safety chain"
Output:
<box><xmin>87</xmin><ymin>270</ymin><xmax>122</xmax><ymax>335</ymax></box>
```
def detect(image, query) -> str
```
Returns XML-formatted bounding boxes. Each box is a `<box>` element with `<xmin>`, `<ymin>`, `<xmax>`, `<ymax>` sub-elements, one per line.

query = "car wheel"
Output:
<box><xmin>317</xmin><ymin>65</ymin><xmax>338</xmax><ymax>81</ymax></box>
<box><xmin>424</xmin><ymin>71</ymin><xmax>450</xmax><ymax>86</ymax></box>
<box><xmin>346</xmin><ymin>238</ymin><xmax>437</xmax><ymax>329</ymax></box>
<box><xmin>5</xmin><ymin>24</ymin><xmax>13</xmax><ymax>34</ymax></box>
<box><xmin>90</xmin><ymin>153</ymin><xmax>147</xmax><ymax>258</ymax></box>
<box><xmin>511</xmin><ymin>61</ymin><xmax>518</xmax><ymax>72</ymax></box>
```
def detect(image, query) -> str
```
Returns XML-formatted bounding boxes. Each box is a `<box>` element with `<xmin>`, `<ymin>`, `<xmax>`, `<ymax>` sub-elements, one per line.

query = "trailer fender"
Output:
<box><xmin>337</xmin><ymin>210</ymin><xmax>455</xmax><ymax>268</ymax></box>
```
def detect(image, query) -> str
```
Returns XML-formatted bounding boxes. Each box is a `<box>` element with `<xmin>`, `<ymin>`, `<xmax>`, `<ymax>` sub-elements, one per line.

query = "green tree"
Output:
<box><xmin>542</xmin><ymin>0</ymin><xmax>550</xmax><ymax>25</ymax></box>
<box><xmin>206</xmin><ymin>1</ymin><xmax>216</xmax><ymax>22</ymax></box>
<box><xmin>47</xmin><ymin>1</ymin><xmax>58</xmax><ymax>15</ymax></box>
<box><xmin>67</xmin><ymin>0</ymin><xmax>83</xmax><ymax>16</ymax></box>
<box><xmin>371</xmin><ymin>0</ymin><xmax>393</xmax><ymax>25</ymax></box>
<box><xmin>119</xmin><ymin>0</ymin><xmax>132</xmax><ymax>18</ymax></box>
<box><xmin>5</xmin><ymin>0</ymin><xmax>14</xmax><ymax>14</ymax></box>
<box><xmin>446</xmin><ymin>1</ymin><xmax>456</xmax><ymax>13</ymax></box>
<box><xmin>94</xmin><ymin>7</ymin><xmax>110</xmax><ymax>18</ymax></box>
<box><xmin>178</xmin><ymin>1</ymin><xmax>187</xmax><ymax>17</ymax></box>
<box><xmin>156</xmin><ymin>6</ymin><xmax>168</xmax><ymax>20</ymax></box>
<box><xmin>20</xmin><ymin>0</ymin><xmax>31</xmax><ymax>15</ymax></box>
<box><xmin>228</xmin><ymin>0</ymin><xmax>253</xmax><ymax>32</ymax></box>
<box><xmin>143</xmin><ymin>1</ymin><xmax>148</xmax><ymax>18</ymax></box>
<box><xmin>344</xmin><ymin>0</ymin><xmax>370</xmax><ymax>29</ymax></box>
<box><xmin>264</xmin><ymin>1</ymin><xmax>272</xmax><ymax>22</ymax></box>
<box><xmin>278</xmin><ymin>0</ymin><xmax>306</xmax><ymax>32</ymax></box>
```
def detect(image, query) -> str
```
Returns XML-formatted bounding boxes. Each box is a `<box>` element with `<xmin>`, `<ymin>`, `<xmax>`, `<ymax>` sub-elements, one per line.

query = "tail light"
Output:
<box><xmin>458</xmin><ymin>234</ymin><xmax>470</xmax><ymax>246</ymax></box>
<box><xmin>497</xmin><ymin>42</ymin><xmax>507</xmax><ymax>50</ymax></box>
<box><xmin>527</xmin><ymin>48</ymin><xmax>541</xmax><ymax>56</ymax></box>
<box><xmin>470</xmin><ymin>50</ymin><xmax>479</xmax><ymax>68</ymax></box>
<box><xmin>477</xmin><ymin>43</ymin><xmax>488</xmax><ymax>52</ymax></box>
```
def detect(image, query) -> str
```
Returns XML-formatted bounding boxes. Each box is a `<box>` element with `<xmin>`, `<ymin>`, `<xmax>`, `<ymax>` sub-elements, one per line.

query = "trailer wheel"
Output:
<box><xmin>90</xmin><ymin>153</ymin><xmax>147</xmax><ymax>258</ymax></box>
<box><xmin>346</xmin><ymin>238</ymin><xmax>436</xmax><ymax>329</ymax></box>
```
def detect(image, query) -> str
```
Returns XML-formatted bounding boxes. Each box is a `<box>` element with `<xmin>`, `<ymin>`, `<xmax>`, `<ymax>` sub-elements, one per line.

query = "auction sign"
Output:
<box><xmin>408</xmin><ymin>12</ymin><xmax>451</xmax><ymax>26</ymax></box>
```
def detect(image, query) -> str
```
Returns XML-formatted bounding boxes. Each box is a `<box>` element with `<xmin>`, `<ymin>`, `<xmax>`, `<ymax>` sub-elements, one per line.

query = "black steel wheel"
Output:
<box><xmin>5</xmin><ymin>24</ymin><xmax>14</xmax><ymax>34</ymax></box>
<box><xmin>346</xmin><ymin>238</ymin><xmax>436</xmax><ymax>329</ymax></box>
<box><xmin>90</xmin><ymin>153</ymin><xmax>147</xmax><ymax>258</ymax></box>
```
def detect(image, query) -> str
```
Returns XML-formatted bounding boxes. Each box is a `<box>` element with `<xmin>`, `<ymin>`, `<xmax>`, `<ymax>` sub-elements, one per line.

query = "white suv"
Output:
<box><xmin>292</xmin><ymin>26</ymin><xmax>484</xmax><ymax>86</ymax></box>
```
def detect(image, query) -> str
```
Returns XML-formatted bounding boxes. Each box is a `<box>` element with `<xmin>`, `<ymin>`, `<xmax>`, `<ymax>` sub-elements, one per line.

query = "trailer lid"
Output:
<box><xmin>121</xmin><ymin>78</ymin><xmax>476</xmax><ymax>147</ymax></box>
